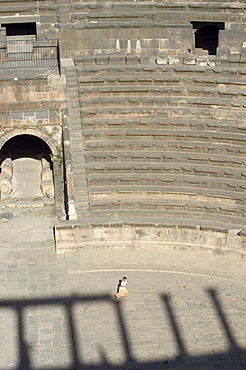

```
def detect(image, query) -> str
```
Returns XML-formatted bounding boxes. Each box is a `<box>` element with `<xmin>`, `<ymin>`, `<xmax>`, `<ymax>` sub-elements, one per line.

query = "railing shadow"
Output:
<box><xmin>0</xmin><ymin>288</ymin><xmax>245</xmax><ymax>369</ymax></box>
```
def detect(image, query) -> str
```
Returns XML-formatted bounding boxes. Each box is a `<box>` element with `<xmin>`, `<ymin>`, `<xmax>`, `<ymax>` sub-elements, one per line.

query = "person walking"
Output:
<box><xmin>114</xmin><ymin>276</ymin><xmax>128</xmax><ymax>299</ymax></box>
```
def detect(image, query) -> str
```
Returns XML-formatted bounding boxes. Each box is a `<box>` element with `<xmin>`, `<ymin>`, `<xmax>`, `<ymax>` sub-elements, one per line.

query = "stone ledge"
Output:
<box><xmin>54</xmin><ymin>220</ymin><xmax>246</xmax><ymax>256</ymax></box>
<box><xmin>74</xmin><ymin>52</ymin><xmax>246</xmax><ymax>68</ymax></box>
<box><xmin>86</xmin><ymin>150</ymin><xmax>246</xmax><ymax>165</ymax></box>
<box><xmin>89</xmin><ymin>198</ymin><xmax>246</xmax><ymax>216</ymax></box>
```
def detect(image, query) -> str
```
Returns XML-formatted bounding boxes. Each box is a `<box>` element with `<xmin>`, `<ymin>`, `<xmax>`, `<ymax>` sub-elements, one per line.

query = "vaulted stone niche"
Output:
<box><xmin>0</xmin><ymin>134</ymin><xmax>54</xmax><ymax>201</ymax></box>
<box><xmin>191</xmin><ymin>22</ymin><xmax>225</xmax><ymax>55</ymax></box>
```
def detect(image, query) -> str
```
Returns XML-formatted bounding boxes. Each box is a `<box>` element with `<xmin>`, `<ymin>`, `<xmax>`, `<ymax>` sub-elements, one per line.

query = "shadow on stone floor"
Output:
<box><xmin>0</xmin><ymin>288</ymin><xmax>245</xmax><ymax>370</ymax></box>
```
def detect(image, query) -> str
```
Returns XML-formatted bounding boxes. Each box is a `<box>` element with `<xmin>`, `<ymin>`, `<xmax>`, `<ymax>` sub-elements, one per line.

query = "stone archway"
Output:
<box><xmin>0</xmin><ymin>128</ymin><xmax>59</xmax><ymax>155</ymax></box>
<box><xmin>0</xmin><ymin>130</ymin><xmax>59</xmax><ymax>201</ymax></box>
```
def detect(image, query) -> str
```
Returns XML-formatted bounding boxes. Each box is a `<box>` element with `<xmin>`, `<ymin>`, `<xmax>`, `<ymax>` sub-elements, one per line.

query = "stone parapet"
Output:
<box><xmin>54</xmin><ymin>220</ymin><xmax>246</xmax><ymax>256</ymax></box>
<box><xmin>74</xmin><ymin>51</ymin><xmax>246</xmax><ymax>68</ymax></box>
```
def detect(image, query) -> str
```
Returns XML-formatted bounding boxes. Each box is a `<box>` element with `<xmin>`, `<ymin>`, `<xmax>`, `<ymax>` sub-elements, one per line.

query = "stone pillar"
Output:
<box><xmin>62</xmin><ymin>114</ymin><xmax>78</xmax><ymax>220</ymax></box>
<box><xmin>53</xmin><ymin>158</ymin><xmax>66</xmax><ymax>220</ymax></box>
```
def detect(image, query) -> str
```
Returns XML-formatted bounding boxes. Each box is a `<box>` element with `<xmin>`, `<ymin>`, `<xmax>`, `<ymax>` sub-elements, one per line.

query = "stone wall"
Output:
<box><xmin>58</xmin><ymin>0</ymin><xmax>246</xmax><ymax>57</ymax></box>
<box><xmin>55</xmin><ymin>222</ymin><xmax>246</xmax><ymax>257</ymax></box>
<box><xmin>0</xmin><ymin>73</ymin><xmax>66</xmax><ymax>141</ymax></box>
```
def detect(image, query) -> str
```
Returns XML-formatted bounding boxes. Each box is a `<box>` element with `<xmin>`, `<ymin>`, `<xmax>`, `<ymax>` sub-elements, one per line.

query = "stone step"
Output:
<box><xmin>78</xmin><ymin>75</ymin><xmax>246</xmax><ymax>90</ymax></box>
<box><xmin>70</xmin><ymin>2</ymin><xmax>245</xmax><ymax>15</ymax></box>
<box><xmin>89</xmin><ymin>198</ymin><xmax>246</xmax><ymax>218</ymax></box>
<box><xmin>0</xmin><ymin>3</ymin><xmax>57</xmax><ymax>10</ymax></box>
<box><xmin>79</xmin><ymin>96</ymin><xmax>246</xmax><ymax>110</ymax></box>
<box><xmin>86</xmin><ymin>173</ymin><xmax>246</xmax><ymax>192</ymax></box>
<box><xmin>60</xmin><ymin>212</ymin><xmax>246</xmax><ymax>236</ymax></box>
<box><xmin>84</xmin><ymin>139</ymin><xmax>246</xmax><ymax>154</ymax></box>
<box><xmin>89</xmin><ymin>185</ymin><xmax>245</xmax><ymax>203</ymax></box>
<box><xmin>82</xmin><ymin>209</ymin><xmax>246</xmax><ymax>230</ymax></box>
<box><xmin>85</xmin><ymin>150</ymin><xmax>246</xmax><ymax>165</ymax></box>
<box><xmin>86</xmin><ymin>162</ymin><xmax>246</xmax><ymax>180</ymax></box>
<box><xmin>81</xmin><ymin>117</ymin><xmax>246</xmax><ymax>133</ymax></box>
<box><xmin>76</xmin><ymin>64</ymin><xmax>246</xmax><ymax>78</ymax></box>
<box><xmin>80</xmin><ymin>106</ymin><xmax>246</xmax><ymax>122</ymax></box>
<box><xmin>79</xmin><ymin>85</ymin><xmax>246</xmax><ymax>99</ymax></box>
<box><xmin>82</xmin><ymin>128</ymin><xmax>246</xmax><ymax>143</ymax></box>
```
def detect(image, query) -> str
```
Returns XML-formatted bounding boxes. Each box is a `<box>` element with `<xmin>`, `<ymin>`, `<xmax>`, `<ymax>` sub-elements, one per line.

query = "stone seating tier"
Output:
<box><xmin>85</xmin><ymin>150</ymin><xmax>246</xmax><ymax>165</ymax></box>
<box><xmin>81</xmin><ymin>117</ymin><xmax>246</xmax><ymax>133</ymax></box>
<box><xmin>88</xmin><ymin>198</ymin><xmax>246</xmax><ymax>219</ymax></box>
<box><xmin>84</xmin><ymin>141</ymin><xmax>246</xmax><ymax>159</ymax></box>
<box><xmin>71</xmin><ymin>0</ymin><xmax>246</xmax><ymax>4</ymax></box>
<box><xmin>70</xmin><ymin>1</ymin><xmax>246</xmax><ymax>20</ymax></box>
<box><xmin>82</xmin><ymin>130</ymin><xmax>246</xmax><ymax>145</ymax></box>
<box><xmin>89</xmin><ymin>186</ymin><xmax>244</xmax><ymax>203</ymax></box>
<box><xmin>0</xmin><ymin>2</ymin><xmax>57</xmax><ymax>17</ymax></box>
<box><xmin>75</xmin><ymin>61</ymin><xmax>246</xmax><ymax>73</ymax></box>
<box><xmin>84</xmin><ymin>156</ymin><xmax>246</xmax><ymax>196</ymax></box>
<box><xmin>80</xmin><ymin>95</ymin><xmax>245</xmax><ymax>108</ymax></box>
<box><xmin>77</xmin><ymin>64</ymin><xmax>246</xmax><ymax>126</ymax></box>
<box><xmin>80</xmin><ymin>106</ymin><xmax>246</xmax><ymax>123</ymax></box>
<box><xmin>62</xmin><ymin>59</ymin><xmax>246</xmax><ymax>230</ymax></box>
<box><xmin>65</xmin><ymin>208</ymin><xmax>246</xmax><ymax>232</ymax></box>
<box><xmin>86</xmin><ymin>162</ymin><xmax>246</xmax><ymax>178</ymax></box>
<box><xmin>76</xmin><ymin>67</ymin><xmax>246</xmax><ymax>85</ymax></box>
<box><xmin>86</xmin><ymin>172</ymin><xmax>246</xmax><ymax>190</ymax></box>
<box><xmin>79</xmin><ymin>85</ymin><xmax>246</xmax><ymax>97</ymax></box>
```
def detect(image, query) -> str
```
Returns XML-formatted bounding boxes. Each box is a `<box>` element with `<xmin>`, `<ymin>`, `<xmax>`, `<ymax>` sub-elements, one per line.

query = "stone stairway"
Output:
<box><xmin>64</xmin><ymin>66</ymin><xmax>89</xmax><ymax>218</ymax></box>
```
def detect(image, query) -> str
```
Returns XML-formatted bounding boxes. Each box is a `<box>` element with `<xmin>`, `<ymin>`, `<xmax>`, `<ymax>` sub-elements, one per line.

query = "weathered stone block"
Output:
<box><xmin>156</xmin><ymin>55</ymin><xmax>168</xmax><ymax>65</ymax></box>
<box><xmin>109</xmin><ymin>54</ymin><xmax>126</xmax><ymax>65</ymax></box>
<box><xmin>126</xmin><ymin>54</ymin><xmax>139</xmax><ymax>65</ymax></box>
<box><xmin>196</xmin><ymin>56</ymin><xmax>208</xmax><ymax>66</ymax></box>
<box><xmin>220</xmin><ymin>30</ymin><xmax>246</xmax><ymax>54</ymax></box>
<box><xmin>96</xmin><ymin>54</ymin><xmax>109</xmax><ymax>65</ymax></box>
<box><xmin>216</xmin><ymin>47</ymin><xmax>231</xmax><ymax>60</ymax></box>
<box><xmin>168</xmin><ymin>55</ymin><xmax>184</xmax><ymax>65</ymax></box>
<box><xmin>240</xmin><ymin>48</ymin><xmax>246</xmax><ymax>62</ymax></box>
<box><xmin>183</xmin><ymin>55</ymin><xmax>196</xmax><ymax>65</ymax></box>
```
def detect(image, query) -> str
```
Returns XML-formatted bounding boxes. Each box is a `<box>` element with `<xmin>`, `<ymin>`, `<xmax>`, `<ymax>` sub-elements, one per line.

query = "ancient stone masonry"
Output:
<box><xmin>1</xmin><ymin>0</ymin><xmax>246</xmax><ymax>253</ymax></box>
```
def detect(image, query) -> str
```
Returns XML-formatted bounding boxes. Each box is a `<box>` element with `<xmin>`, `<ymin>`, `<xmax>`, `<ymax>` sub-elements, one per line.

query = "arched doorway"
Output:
<box><xmin>0</xmin><ymin>134</ymin><xmax>54</xmax><ymax>200</ymax></box>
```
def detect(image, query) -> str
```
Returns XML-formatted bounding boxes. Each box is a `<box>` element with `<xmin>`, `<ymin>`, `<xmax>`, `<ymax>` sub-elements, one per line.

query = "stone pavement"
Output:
<box><xmin>0</xmin><ymin>209</ymin><xmax>246</xmax><ymax>369</ymax></box>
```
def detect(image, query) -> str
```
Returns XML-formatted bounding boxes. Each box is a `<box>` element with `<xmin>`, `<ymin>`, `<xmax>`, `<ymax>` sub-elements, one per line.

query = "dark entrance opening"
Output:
<box><xmin>191</xmin><ymin>22</ymin><xmax>225</xmax><ymax>55</ymax></box>
<box><xmin>0</xmin><ymin>134</ymin><xmax>51</xmax><ymax>163</ymax></box>
<box><xmin>0</xmin><ymin>135</ymin><xmax>53</xmax><ymax>200</ymax></box>
<box><xmin>1</xmin><ymin>22</ymin><xmax>37</xmax><ymax>37</ymax></box>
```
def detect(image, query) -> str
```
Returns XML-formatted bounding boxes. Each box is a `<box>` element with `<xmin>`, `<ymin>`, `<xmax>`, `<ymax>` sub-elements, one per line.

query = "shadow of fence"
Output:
<box><xmin>0</xmin><ymin>288</ymin><xmax>245</xmax><ymax>369</ymax></box>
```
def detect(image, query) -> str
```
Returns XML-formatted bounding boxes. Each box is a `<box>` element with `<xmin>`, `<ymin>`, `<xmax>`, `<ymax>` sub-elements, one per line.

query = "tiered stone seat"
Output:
<box><xmin>0</xmin><ymin>0</ymin><xmax>57</xmax><ymax>17</ymax></box>
<box><xmin>70</xmin><ymin>1</ymin><xmax>246</xmax><ymax>23</ymax></box>
<box><xmin>72</xmin><ymin>59</ymin><xmax>246</xmax><ymax>230</ymax></box>
<box><xmin>78</xmin><ymin>64</ymin><xmax>246</xmax><ymax>118</ymax></box>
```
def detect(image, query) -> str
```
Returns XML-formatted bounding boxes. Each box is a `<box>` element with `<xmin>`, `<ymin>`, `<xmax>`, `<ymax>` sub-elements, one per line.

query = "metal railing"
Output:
<box><xmin>0</xmin><ymin>38</ymin><xmax>60</xmax><ymax>73</ymax></box>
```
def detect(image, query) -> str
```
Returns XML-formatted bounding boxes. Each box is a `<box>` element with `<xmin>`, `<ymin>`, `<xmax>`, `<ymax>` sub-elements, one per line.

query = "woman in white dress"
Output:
<box><xmin>114</xmin><ymin>277</ymin><xmax>128</xmax><ymax>298</ymax></box>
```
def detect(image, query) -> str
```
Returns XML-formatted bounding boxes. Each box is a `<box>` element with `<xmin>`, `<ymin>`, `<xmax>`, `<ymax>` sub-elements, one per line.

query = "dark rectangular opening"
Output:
<box><xmin>2</xmin><ymin>22</ymin><xmax>37</xmax><ymax>37</ymax></box>
<box><xmin>190</xmin><ymin>22</ymin><xmax>225</xmax><ymax>55</ymax></box>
